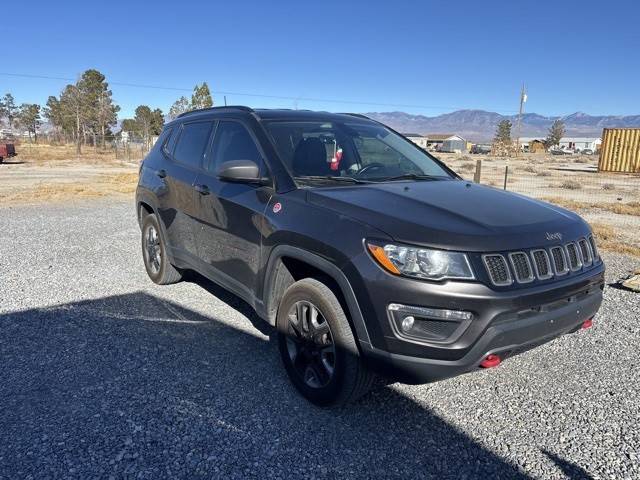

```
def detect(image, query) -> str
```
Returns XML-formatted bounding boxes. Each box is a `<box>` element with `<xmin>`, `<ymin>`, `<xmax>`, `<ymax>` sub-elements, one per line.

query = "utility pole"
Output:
<box><xmin>515</xmin><ymin>83</ymin><xmax>527</xmax><ymax>156</ymax></box>
<box><xmin>224</xmin><ymin>95</ymin><xmax>227</xmax><ymax>106</ymax></box>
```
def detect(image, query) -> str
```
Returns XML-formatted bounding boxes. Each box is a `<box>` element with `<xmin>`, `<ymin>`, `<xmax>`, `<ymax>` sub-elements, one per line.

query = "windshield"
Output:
<box><xmin>264</xmin><ymin>121</ymin><xmax>453</xmax><ymax>183</ymax></box>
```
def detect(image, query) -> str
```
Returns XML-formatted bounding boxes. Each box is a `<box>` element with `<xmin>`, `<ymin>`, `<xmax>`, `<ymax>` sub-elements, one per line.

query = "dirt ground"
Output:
<box><xmin>0</xmin><ymin>143</ymin><xmax>140</xmax><ymax>203</ymax></box>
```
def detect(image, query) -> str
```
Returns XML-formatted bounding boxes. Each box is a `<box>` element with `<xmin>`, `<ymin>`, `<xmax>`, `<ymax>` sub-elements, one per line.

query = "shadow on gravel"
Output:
<box><xmin>542</xmin><ymin>450</ymin><xmax>593</xmax><ymax>480</ymax></box>
<box><xmin>0</xmin><ymin>288</ymin><xmax>532</xmax><ymax>479</ymax></box>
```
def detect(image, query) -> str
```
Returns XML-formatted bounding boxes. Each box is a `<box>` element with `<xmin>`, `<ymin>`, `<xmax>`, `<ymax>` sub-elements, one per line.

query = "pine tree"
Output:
<box><xmin>494</xmin><ymin>119</ymin><xmax>512</xmax><ymax>144</ymax></box>
<box><xmin>169</xmin><ymin>96</ymin><xmax>191</xmax><ymax>119</ymax></box>
<box><xmin>150</xmin><ymin>108</ymin><xmax>165</xmax><ymax>135</ymax></box>
<box><xmin>191</xmin><ymin>82</ymin><xmax>213</xmax><ymax>110</ymax></box>
<box><xmin>77</xmin><ymin>69</ymin><xmax>119</xmax><ymax>147</ymax></box>
<box><xmin>121</xmin><ymin>106</ymin><xmax>165</xmax><ymax>148</ymax></box>
<box><xmin>43</xmin><ymin>96</ymin><xmax>64</xmax><ymax>143</ymax></box>
<box><xmin>17</xmin><ymin>104</ymin><xmax>41</xmax><ymax>142</ymax></box>
<box><xmin>545</xmin><ymin>119</ymin><xmax>565</xmax><ymax>147</ymax></box>
<box><xmin>1</xmin><ymin>93</ymin><xmax>18</xmax><ymax>129</ymax></box>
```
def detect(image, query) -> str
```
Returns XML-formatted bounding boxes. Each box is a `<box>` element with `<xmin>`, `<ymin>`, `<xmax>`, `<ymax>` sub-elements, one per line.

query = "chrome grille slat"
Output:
<box><xmin>482</xmin><ymin>254</ymin><xmax>512</xmax><ymax>286</ymax></box>
<box><xmin>565</xmin><ymin>242</ymin><xmax>582</xmax><ymax>271</ymax></box>
<box><xmin>508</xmin><ymin>252</ymin><xmax>534</xmax><ymax>283</ymax></box>
<box><xmin>550</xmin><ymin>246</ymin><xmax>569</xmax><ymax>275</ymax></box>
<box><xmin>578</xmin><ymin>238</ymin><xmax>592</xmax><ymax>266</ymax></box>
<box><xmin>589</xmin><ymin>235</ymin><xmax>600</xmax><ymax>263</ymax></box>
<box><xmin>531</xmin><ymin>249</ymin><xmax>553</xmax><ymax>280</ymax></box>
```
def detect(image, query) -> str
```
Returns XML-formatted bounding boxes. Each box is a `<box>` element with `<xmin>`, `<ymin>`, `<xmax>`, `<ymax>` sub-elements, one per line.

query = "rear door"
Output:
<box><xmin>157</xmin><ymin>120</ymin><xmax>215</xmax><ymax>261</ymax></box>
<box><xmin>191</xmin><ymin>119</ymin><xmax>273</xmax><ymax>300</ymax></box>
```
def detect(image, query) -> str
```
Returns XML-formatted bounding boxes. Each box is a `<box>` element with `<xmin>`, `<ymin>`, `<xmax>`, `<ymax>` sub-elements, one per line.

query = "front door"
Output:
<box><xmin>192</xmin><ymin>120</ymin><xmax>273</xmax><ymax>301</ymax></box>
<box><xmin>159</xmin><ymin>120</ymin><xmax>215</xmax><ymax>261</ymax></box>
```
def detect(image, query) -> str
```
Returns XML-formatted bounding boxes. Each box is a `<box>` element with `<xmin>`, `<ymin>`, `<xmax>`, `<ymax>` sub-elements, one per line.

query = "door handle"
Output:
<box><xmin>155</xmin><ymin>169</ymin><xmax>167</xmax><ymax>178</ymax></box>
<box><xmin>194</xmin><ymin>184</ymin><xmax>210</xmax><ymax>195</ymax></box>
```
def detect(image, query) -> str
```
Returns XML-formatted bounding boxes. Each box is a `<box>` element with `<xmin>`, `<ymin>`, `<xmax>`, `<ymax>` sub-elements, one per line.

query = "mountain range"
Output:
<box><xmin>365</xmin><ymin>110</ymin><xmax>640</xmax><ymax>142</ymax></box>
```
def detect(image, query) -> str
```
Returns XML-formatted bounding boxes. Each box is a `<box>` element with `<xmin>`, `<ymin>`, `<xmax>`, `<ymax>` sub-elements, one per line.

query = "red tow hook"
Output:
<box><xmin>581</xmin><ymin>317</ymin><xmax>594</xmax><ymax>330</ymax></box>
<box><xmin>480</xmin><ymin>354</ymin><xmax>501</xmax><ymax>369</ymax></box>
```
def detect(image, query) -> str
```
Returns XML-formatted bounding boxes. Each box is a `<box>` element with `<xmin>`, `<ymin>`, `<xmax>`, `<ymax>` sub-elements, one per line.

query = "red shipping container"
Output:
<box><xmin>0</xmin><ymin>143</ymin><xmax>16</xmax><ymax>162</ymax></box>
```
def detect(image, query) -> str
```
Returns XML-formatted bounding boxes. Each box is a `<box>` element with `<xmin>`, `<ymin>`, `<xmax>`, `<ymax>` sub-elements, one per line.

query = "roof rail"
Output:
<box><xmin>341</xmin><ymin>113</ymin><xmax>371</xmax><ymax>120</ymax></box>
<box><xmin>176</xmin><ymin>105</ymin><xmax>254</xmax><ymax>119</ymax></box>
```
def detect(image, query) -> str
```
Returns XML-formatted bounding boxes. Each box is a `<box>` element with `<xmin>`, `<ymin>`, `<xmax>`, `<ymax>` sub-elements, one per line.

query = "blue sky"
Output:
<box><xmin>1</xmin><ymin>0</ymin><xmax>639</xmax><ymax>118</ymax></box>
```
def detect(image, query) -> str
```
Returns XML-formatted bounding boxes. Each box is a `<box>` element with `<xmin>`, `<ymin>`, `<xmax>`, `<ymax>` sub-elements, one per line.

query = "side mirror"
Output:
<box><xmin>217</xmin><ymin>160</ymin><xmax>270</xmax><ymax>185</ymax></box>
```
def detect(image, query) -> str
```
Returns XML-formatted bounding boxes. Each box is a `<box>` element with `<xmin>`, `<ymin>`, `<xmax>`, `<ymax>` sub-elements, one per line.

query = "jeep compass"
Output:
<box><xmin>136</xmin><ymin>107</ymin><xmax>604</xmax><ymax>406</ymax></box>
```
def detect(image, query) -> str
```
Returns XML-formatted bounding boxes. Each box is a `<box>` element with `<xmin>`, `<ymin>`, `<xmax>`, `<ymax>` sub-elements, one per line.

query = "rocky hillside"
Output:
<box><xmin>366</xmin><ymin>110</ymin><xmax>640</xmax><ymax>141</ymax></box>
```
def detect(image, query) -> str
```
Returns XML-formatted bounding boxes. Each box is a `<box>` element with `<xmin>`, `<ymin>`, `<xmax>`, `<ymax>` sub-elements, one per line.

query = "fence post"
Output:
<box><xmin>473</xmin><ymin>159</ymin><xmax>482</xmax><ymax>183</ymax></box>
<box><xmin>503</xmin><ymin>164</ymin><xmax>509</xmax><ymax>190</ymax></box>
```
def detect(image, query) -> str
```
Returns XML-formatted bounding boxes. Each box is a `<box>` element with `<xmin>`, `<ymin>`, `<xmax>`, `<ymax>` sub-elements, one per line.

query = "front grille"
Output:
<box><xmin>565</xmin><ymin>242</ymin><xmax>582</xmax><ymax>271</ymax></box>
<box><xmin>578</xmin><ymin>239</ymin><xmax>592</xmax><ymax>266</ymax></box>
<box><xmin>550</xmin><ymin>246</ymin><xmax>569</xmax><ymax>275</ymax></box>
<box><xmin>482</xmin><ymin>237</ymin><xmax>599</xmax><ymax>287</ymax></box>
<box><xmin>589</xmin><ymin>235</ymin><xmax>599</xmax><ymax>262</ymax></box>
<box><xmin>482</xmin><ymin>254</ymin><xmax>512</xmax><ymax>286</ymax></box>
<box><xmin>531</xmin><ymin>249</ymin><xmax>553</xmax><ymax>280</ymax></box>
<box><xmin>509</xmin><ymin>252</ymin><xmax>534</xmax><ymax>283</ymax></box>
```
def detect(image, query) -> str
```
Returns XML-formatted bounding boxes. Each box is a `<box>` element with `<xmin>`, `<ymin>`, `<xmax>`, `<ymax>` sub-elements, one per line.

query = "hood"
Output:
<box><xmin>306</xmin><ymin>180</ymin><xmax>589</xmax><ymax>252</ymax></box>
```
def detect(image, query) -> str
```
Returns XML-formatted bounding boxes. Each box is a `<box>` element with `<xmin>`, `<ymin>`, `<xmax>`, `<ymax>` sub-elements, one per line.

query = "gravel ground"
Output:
<box><xmin>1</xmin><ymin>199</ymin><xmax>638</xmax><ymax>479</ymax></box>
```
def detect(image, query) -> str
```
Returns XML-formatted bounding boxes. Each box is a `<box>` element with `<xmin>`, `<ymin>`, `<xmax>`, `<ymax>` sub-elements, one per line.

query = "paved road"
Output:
<box><xmin>1</xmin><ymin>200</ymin><xmax>638</xmax><ymax>479</ymax></box>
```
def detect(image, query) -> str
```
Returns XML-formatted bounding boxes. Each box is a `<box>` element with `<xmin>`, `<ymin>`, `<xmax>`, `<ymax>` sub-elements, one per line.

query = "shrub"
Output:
<box><xmin>560</xmin><ymin>180</ymin><xmax>582</xmax><ymax>190</ymax></box>
<box><xmin>459</xmin><ymin>162</ymin><xmax>475</xmax><ymax>172</ymax></box>
<box><xmin>602</xmin><ymin>183</ymin><xmax>615</xmax><ymax>191</ymax></box>
<box><xmin>523</xmin><ymin>165</ymin><xmax>537</xmax><ymax>173</ymax></box>
<box><xmin>536</xmin><ymin>170</ymin><xmax>551</xmax><ymax>177</ymax></box>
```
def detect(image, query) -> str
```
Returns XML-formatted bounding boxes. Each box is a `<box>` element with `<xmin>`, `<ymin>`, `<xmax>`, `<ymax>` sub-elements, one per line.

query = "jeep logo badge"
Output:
<box><xmin>546</xmin><ymin>232</ymin><xmax>563</xmax><ymax>241</ymax></box>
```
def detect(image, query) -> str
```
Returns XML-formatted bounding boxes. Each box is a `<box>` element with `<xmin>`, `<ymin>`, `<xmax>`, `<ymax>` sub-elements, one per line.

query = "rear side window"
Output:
<box><xmin>162</xmin><ymin>127</ymin><xmax>177</xmax><ymax>156</ymax></box>
<box><xmin>173</xmin><ymin>121</ymin><xmax>214</xmax><ymax>168</ymax></box>
<box><xmin>209</xmin><ymin>121</ymin><xmax>262</xmax><ymax>172</ymax></box>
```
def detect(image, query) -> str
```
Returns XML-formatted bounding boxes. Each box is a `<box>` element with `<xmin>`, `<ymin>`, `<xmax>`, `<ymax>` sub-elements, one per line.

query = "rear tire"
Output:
<box><xmin>276</xmin><ymin>278</ymin><xmax>377</xmax><ymax>406</ymax></box>
<box><xmin>141</xmin><ymin>214</ymin><xmax>182</xmax><ymax>285</ymax></box>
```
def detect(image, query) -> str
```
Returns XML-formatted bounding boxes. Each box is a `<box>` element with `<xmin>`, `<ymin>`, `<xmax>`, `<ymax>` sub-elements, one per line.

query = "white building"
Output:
<box><xmin>403</xmin><ymin>133</ymin><xmax>428</xmax><ymax>149</ymax></box>
<box><xmin>558</xmin><ymin>137</ymin><xmax>601</xmax><ymax>152</ymax></box>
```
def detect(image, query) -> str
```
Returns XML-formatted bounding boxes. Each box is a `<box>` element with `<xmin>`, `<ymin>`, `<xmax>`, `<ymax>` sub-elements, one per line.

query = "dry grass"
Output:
<box><xmin>560</xmin><ymin>180</ymin><xmax>582</xmax><ymax>190</ymax></box>
<box><xmin>14</xmin><ymin>142</ymin><xmax>143</xmax><ymax>165</ymax></box>
<box><xmin>589</xmin><ymin>222</ymin><xmax>640</xmax><ymax>257</ymax></box>
<box><xmin>539</xmin><ymin>198</ymin><xmax>640</xmax><ymax>257</ymax></box>
<box><xmin>542</xmin><ymin>197</ymin><xmax>640</xmax><ymax>217</ymax></box>
<box><xmin>0</xmin><ymin>172</ymin><xmax>138</xmax><ymax>204</ymax></box>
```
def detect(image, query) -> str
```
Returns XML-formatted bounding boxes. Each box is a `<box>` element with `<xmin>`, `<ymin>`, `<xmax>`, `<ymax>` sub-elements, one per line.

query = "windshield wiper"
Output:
<box><xmin>375</xmin><ymin>173</ymin><xmax>442</xmax><ymax>182</ymax></box>
<box><xmin>295</xmin><ymin>175</ymin><xmax>372</xmax><ymax>184</ymax></box>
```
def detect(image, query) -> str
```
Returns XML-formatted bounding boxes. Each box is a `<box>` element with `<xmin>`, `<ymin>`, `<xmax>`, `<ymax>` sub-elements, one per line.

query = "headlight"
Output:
<box><xmin>367</xmin><ymin>242</ymin><xmax>474</xmax><ymax>281</ymax></box>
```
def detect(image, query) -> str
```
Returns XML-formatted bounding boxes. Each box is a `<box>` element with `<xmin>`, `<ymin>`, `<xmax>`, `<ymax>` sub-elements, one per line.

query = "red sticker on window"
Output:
<box><xmin>272</xmin><ymin>202</ymin><xmax>282</xmax><ymax>213</ymax></box>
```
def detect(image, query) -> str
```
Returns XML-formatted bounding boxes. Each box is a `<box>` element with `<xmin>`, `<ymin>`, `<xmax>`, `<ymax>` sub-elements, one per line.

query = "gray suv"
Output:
<box><xmin>136</xmin><ymin>107</ymin><xmax>604</xmax><ymax>406</ymax></box>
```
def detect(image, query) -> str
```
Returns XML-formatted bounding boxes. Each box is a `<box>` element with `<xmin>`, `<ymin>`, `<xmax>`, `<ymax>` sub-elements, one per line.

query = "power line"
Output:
<box><xmin>0</xmin><ymin>71</ymin><xmax>522</xmax><ymax>114</ymax></box>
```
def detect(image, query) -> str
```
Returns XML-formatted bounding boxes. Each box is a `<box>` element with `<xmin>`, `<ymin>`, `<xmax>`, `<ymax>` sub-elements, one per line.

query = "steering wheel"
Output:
<box><xmin>355</xmin><ymin>163</ymin><xmax>386</xmax><ymax>177</ymax></box>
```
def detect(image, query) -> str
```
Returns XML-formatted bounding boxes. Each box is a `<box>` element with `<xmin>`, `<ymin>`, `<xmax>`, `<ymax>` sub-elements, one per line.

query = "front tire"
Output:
<box><xmin>276</xmin><ymin>278</ymin><xmax>377</xmax><ymax>406</ymax></box>
<box><xmin>141</xmin><ymin>214</ymin><xmax>182</xmax><ymax>285</ymax></box>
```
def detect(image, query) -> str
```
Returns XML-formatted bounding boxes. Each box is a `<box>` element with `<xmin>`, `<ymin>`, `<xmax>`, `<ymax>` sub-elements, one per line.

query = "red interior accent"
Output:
<box><xmin>581</xmin><ymin>318</ymin><xmax>593</xmax><ymax>329</ymax></box>
<box><xmin>480</xmin><ymin>354</ymin><xmax>501</xmax><ymax>368</ymax></box>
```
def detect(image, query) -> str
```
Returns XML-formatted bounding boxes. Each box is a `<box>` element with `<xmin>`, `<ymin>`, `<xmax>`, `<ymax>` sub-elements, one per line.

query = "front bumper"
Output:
<box><xmin>346</xmin><ymin>251</ymin><xmax>605</xmax><ymax>384</ymax></box>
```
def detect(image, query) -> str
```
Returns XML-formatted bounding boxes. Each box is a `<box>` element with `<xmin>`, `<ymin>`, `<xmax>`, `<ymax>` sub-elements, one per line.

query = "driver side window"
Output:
<box><xmin>209</xmin><ymin>121</ymin><xmax>265</xmax><ymax>174</ymax></box>
<box><xmin>354</xmin><ymin>137</ymin><xmax>421</xmax><ymax>174</ymax></box>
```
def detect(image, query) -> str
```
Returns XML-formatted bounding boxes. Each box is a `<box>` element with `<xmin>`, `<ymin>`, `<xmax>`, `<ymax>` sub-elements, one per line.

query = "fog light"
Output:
<box><xmin>401</xmin><ymin>316</ymin><xmax>415</xmax><ymax>332</ymax></box>
<box><xmin>387</xmin><ymin>303</ymin><xmax>473</xmax><ymax>343</ymax></box>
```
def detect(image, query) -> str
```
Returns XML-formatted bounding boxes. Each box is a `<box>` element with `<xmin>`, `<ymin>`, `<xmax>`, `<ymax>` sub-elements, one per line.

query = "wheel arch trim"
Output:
<box><xmin>262</xmin><ymin>245</ymin><xmax>371</xmax><ymax>347</ymax></box>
